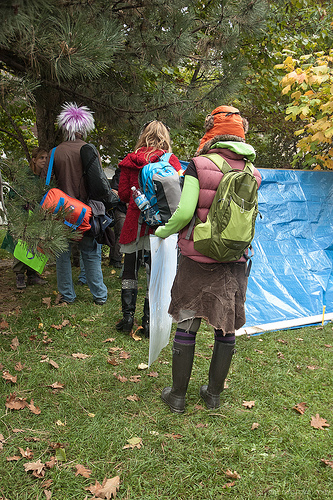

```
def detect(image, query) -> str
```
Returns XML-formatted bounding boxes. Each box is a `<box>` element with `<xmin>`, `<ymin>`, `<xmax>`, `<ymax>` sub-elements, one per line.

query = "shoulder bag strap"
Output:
<box><xmin>45</xmin><ymin>147</ymin><xmax>57</xmax><ymax>187</ymax></box>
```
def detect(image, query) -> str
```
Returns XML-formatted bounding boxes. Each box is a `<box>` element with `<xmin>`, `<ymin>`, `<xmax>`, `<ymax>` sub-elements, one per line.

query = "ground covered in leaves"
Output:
<box><xmin>0</xmin><ymin>255</ymin><xmax>332</xmax><ymax>500</ymax></box>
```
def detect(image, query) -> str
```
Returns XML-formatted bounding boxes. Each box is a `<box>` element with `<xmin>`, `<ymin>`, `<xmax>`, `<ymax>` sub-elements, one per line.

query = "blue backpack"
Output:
<box><xmin>139</xmin><ymin>153</ymin><xmax>182</xmax><ymax>226</ymax></box>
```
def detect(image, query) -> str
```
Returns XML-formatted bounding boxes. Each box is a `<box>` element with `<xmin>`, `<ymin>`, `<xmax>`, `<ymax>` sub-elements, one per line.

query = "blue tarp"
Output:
<box><xmin>245</xmin><ymin>169</ymin><xmax>333</xmax><ymax>329</ymax></box>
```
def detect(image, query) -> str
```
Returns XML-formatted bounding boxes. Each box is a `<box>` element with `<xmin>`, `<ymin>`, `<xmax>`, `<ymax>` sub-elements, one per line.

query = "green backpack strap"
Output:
<box><xmin>201</xmin><ymin>153</ymin><xmax>232</xmax><ymax>174</ymax></box>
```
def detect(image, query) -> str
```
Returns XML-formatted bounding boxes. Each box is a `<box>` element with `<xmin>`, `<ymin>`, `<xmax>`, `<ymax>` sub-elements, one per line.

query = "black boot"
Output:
<box><xmin>161</xmin><ymin>342</ymin><xmax>195</xmax><ymax>414</ymax></box>
<box><xmin>200</xmin><ymin>342</ymin><xmax>235</xmax><ymax>409</ymax></box>
<box><xmin>116</xmin><ymin>287</ymin><xmax>137</xmax><ymax>332</ymax></box>
<box><xmin>141</xmin><ymin>297</ymin><xmax>149</xmax><ymax>338</ymax></box>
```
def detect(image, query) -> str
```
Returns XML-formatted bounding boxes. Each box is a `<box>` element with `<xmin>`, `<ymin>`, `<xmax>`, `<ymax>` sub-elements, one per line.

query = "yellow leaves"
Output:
<box><xmin>123</xmin><ymin>437</ymin><xmax>143</xmax><ymax>449</ymax></box>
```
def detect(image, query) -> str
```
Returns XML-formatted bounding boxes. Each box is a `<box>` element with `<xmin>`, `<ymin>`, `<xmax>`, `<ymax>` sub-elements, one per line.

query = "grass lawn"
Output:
<box><xmin>0</xmin><ymin>247</ymin><xmax>332</xmax><ymax>499</ymax></box>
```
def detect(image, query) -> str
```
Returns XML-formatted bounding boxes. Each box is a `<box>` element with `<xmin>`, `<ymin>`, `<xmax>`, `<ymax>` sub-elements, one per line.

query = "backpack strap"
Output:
<box><xmin>202</xmin><ymin>153</ymin><xmax>232</xmax><ymax>174</ymax></box>
<box><xmin>45</xmin><ymin>147</ymin><xmax>57</xmax><ymax>187</ymax></box>
<box><xmin>159</xmin><ymin>152</ymin><xmax>172</xmax><ymax>163</ymax></box>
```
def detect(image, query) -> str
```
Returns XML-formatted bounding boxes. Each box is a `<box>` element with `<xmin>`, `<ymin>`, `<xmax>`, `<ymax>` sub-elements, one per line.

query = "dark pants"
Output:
<box><xmin>109</xmin><ymin>208</ymin><xmax>126</xmax><ymax>264</ymax></box>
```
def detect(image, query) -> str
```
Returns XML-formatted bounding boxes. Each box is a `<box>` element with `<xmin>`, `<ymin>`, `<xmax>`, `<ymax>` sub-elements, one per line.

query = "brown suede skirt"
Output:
<box><xmin>168</xmin><ymin>255</ymin><xmax>248</xmax><ymax>333</ymax></box>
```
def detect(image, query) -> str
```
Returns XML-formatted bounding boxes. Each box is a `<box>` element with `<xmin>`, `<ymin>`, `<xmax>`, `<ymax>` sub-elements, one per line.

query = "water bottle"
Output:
<box><xmin>131</xmin><ymin>186</ymin><xmax>150</xmax><ymax>211</ymax></box>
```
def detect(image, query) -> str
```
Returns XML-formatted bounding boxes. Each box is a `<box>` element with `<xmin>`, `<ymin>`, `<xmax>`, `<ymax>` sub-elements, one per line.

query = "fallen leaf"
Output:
<box><xmin>277</xmin><ymin>352</ymin><xmax>285</xmax><ymax>359</ymax></box>
<box><xmin>47</xmin><ymin>382</ymin><xmax>64</xmax><ymax>390</ymax></box>
<box><xmin>311</xmin><ymin>414</ymin><xmax>330</xmax><ymax>430</ymax></box>
<box><xmin>48</xmin><ymin>359</ymin><xmax>59</xmax><ymax>369</ymax></box>
<box><xmin>0</xmin><ymin>320</ymin><xmax>9</xmax><ymax>329</ymax></box>
<box><xmin>137</xmin><ymin>363</ymin><xmax>148</xmax><ymax>370</ymax></box>
<box><xmin>324</xmin><ymin>344</ymin><xmax>332</xmax><ymax>348</ymax></box>
<box><xmin>242</xmin><ymin>400</ymin><xmax>255</xmax><ymax>408</ymax></box>
<box><xmin>55</xmin><ymin>420</ymin><xmax>66</xmax><ymax>426</ymax></box>
<box><xmin>107</xmin><ymin>357</ymin><xmax>119</xmax><ymax>366</ymax></box>
<box><xmin>113</xmin><ymin>373</ymin><xmax>128</xmax><ymax>383</ymax></box>
<box><xmin>6</xmin><ymin>455</ymin><xmax>21</xmax><ymax>461</ymax></box>
<box><xmin>27</xmin><ymin>399</ymin><xmax>41</xmax><ymax>415</ymax></box>
<box><xmin>24</xmin><ymin>459</ymin><xmax>45</xmax><ymax>478</ymax></box>
<box><xmin>44</xmin><ymin>490</ymin><xmax>52</xmax><ymax>500</ymax></box>
<box><xmin>225</xmin><ymin>469</ymin><xmax>241</xmax><ymax>479</ymax></box>
<box><xmin>51</xmin><ymin>320</ymin><xmax>70</xmax><ymax>330</ymax></box>
<box><xmin>55</xmin><ymin>448</ymin><xmax>66</xmax><ymax>462</ymax></box>
<box><xmin>130</xmin><ymin>328</ymin><xmax>142</xmax><ymax>341</ymax></box>
<box><xmin>119</xmin><ymin>351</ymin><xmax>131</xmax><ymax>359</ymax></box>
<box><xmin>222</xmin><ymin>481</ymin><xmax>236</xmax><ymax>488</ymax></box>
<box><xmin>123</xmin><ymin>437</ymin><xmax>143</xmax><ymax>449</ymax></box>
<box><xmin>277</xmin><ymin>339</ymin><xmax>288</xmax><ymax>344</ymax></box>
<box><xmin>102</xmin><ymin>338</ymin><xmax>115</xmax><ymax>343</ymax></box>
<box><xmin>42</xmin><ymin>297</ymin><xmax>51</xmax><ymax>308</ymax></box>
<box><xmin>2</xmin><ymin>370</ymin><xmax>17</xmax><ymax>383</ymax></box>
<box><xmin>109</xmin><ymin>347</ymin><xmax>122</xmax><ymax>353</ymax></box>
<box><xmin>129</xmin><ymin>375</ymin><xmax>141</xmax><ymax>383</ymax></box>
<box><xmin>14</xmin><ymin>361</ymin><xmax>25</xmax><ymax>371</ymax></box>
<box><xmin>45</xmin><ymin>456</ymin><xmax>56</xmax><ymax>469</ymax></box>
<box><xmin>85</xmin><ymin>476</ymin><xmax>120</xmax><ymax>499</ymax></box>
<box><xmin>71</xmin><ymin>353</ymin><xmax>91</xmax><ymax>359</ymax></box>
<box><xmin>251</xmin><ymin>422</ymin><xmax>260</xmax><ymax>430</ymax></box>
<box><xmin>296</xmin><ymin>337</ymin><xmax>304</xmax><ymax>341</ymax></box>
<box><xmin>254</xmin><ymin>349</ymin><xmax>264</xmax><ymax>354</ymax></box>
<box><xmin>126</xmin><ymin>394</ymin><xmax>140</xmax><ymax>402</ymax></box>
<box><xmin>5</xmin><ymin>393</ymin><xmax>27</xmax><ymax>410</ymax></box>
<box><xmin>19</xmin><ymin>447</ymin><xmax>34</xmax><ymax>459</ymax></box>
<box><xmin>10</xmin><ymin>336</ymin><xmax>19</xmax><ymax>350</ymax></box>
<box><xmin>307</xmin><ymin>365</ymin><xmax>319</xmax><ymax>370</ymax></box>
<box><xmin>165</xmin><ymin>433</ymin><xmax>183</xmax><ymax>439</ymax></box>
<box><xmin>321</xmin><ymin>458</ymin><xmax>333</xmax><ymax>468</ymax></box>
<box><xmin>148</xmin><ymin>371</ymin><xmax>158</xmax><ymax>378</ymax></box>
<box><xmin>75</xmin><ymin>464</ymin><xmax>92</xmax><ymax>478</ymax></box>
<box><xmin>293</xmin><ymin>402</ymin><xmax>308</xmax><ymax>415</ymax></box>
<box><xmin>41</xmin><ymin>479</ymin><xmax>53</xmax><ymax>488</ymax></box>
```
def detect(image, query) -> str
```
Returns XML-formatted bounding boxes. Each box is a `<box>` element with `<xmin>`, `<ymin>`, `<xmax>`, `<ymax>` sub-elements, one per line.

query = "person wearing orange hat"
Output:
<box><xmin>155</xmin><ymin>105</ymin><xmax>262</xmax><ymax>414</ymax></box>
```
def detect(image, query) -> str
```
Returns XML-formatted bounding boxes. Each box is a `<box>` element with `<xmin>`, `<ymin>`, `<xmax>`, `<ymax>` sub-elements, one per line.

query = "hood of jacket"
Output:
<box><xmin>119</xmin><ymin>147</ymin><xmax>164</xmax><ymax>170</ymax></box>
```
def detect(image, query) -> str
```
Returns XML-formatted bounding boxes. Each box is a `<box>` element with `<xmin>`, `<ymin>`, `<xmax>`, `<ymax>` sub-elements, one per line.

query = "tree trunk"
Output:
<box><xmin>34</xmin><ymin>86</ymin><xmax>63</xmax><ymax>150</ymax></box>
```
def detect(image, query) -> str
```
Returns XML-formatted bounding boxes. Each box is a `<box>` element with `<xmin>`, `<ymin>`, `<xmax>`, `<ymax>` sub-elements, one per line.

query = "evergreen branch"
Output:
<box><xmin>0</xmin><ymin>102</ymin><xmax>31</xmax><ymax>160</ymax></box>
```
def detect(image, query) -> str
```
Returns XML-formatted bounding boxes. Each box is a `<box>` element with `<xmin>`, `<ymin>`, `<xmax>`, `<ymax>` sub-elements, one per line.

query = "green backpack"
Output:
<box><xmin>192</xmin><ymin>153</ymin><xmax>259</xmax><ymax>263</ymax></box>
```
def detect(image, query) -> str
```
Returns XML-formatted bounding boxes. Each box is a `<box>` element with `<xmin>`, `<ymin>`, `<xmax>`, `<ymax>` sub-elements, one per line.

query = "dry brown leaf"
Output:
<box><xmin>107</xmin><ymin>357</ymin><xmax>119</xmax><ymax>366</ymax></box>
<box><xmin>126</xmin><ymin>394</ymin><xmax>140</xmax><ymax>402</ymax></box>
<box><xmin>47</xmin><ymin>382</ymin><xmax>64</xmax><ymax>390</ymax></box>
<box><xmin>277</xmin><ymin>352</ymin><xmax>285</xmax><ymax>359</ymax></box>
<box><xmin>24</xmin><ymin>459</ymin><xmax>45</xmax><ymax>478</ymax></box>
<box><xmin>109</xmin><ymin>347</ymin><xmax>122</xmax><ymax>353</ymax></box>
<box><xmin>0</xmin><ymin>320</ymin><xmax>9</xmax><ymax>329</ymax></box>
<box><xmin>51</xmin><ymin>320</ymin><xmax>70</xmax><ymax>330</ymax></box>
<box><xmin>85</xmin><ymin>476</ymin><xmax>120</xmax><ymax>499</ymax></box>
<box><xmin>72</xmin><ymin>353</ymin><xmax>91</xmax><ymax>359</ymax></box>
<box><xmin>27</xmin><ymin>399</ymin><xmax>41</xmax><ymax>415</ymax></box>
<box><xmin>5</xmin><ymin>393</ymin><xmax>27</xmax><ymax>410</ymax></box>
<box><xmin>254</xmin><ymin>349</ymin><xmax>264</xmax><ymax>354</ymax></box>
<box><xmin>113</xmin><ymin>373</ymin><xmax>128</xmax><ymax>383</ymax></box>
<box><xmin>321</xmin><ymin>458</ymin><xmax>333</xmax><ymax>468</ymax></box>
<box><xmin>2</xmin><ymin>370</ymin><xmax>17</xmax><ymax>383</ymax></box>
<box><xmin>42</xmin><ymin>297</ymin><xmax>52</xmax><ymax>308</ymax></box>
<box><xmin>14</xmin><ymin>361</ymin><xmax>25</xmax><ymax>371</ymax></box>
<box><xmin>324</xmin><ymin>344</ymin><xmax>332</xmax><ymax>348</ymax></box>
<box><xmin>222</xmin><ymin>481</ymin><xmax>236</xmax><ymax>488</ymax></box>
<box><xmin>130</xmin><ymin>328</ymin><xmax>142</xmax><ymax>341</ymax></box>
<box><xmin>251</xmin><ymin>422</ymin><xmax>260</xmax><ymax>430</ymax></box>
<box><xmin>45</xmin><ymin>456</ymin><xmax>56</xmax><ymax>469</ymax></box>
<box><xmin>311</xmin><ymin>414</ymin><xmax>330</xmax><ymax>430</ymax></box>
<box><xmin>225</xmin><ymin>469</ymin><xmax>241</xmax><ymax>479</ymax></box>
<box><xmin>19</xmin><ymin>447</ymin><xmax>34</xmax><ymax>459</ymax></box>
<box><xmin>119</xmin><ymin>351</ymin><xmax>131</xmax><ymax>359</ymax></box>
<box><xmin>6</xmin><ymin>455</ymin><xmax>21</xmax><ymax>461</ymax></box>
<box><xmin>48</xmin><ymin>359</ymin><xmax>59</xmax><ymax>369</ymax></box>
<box><xmin>102</xmin><ymin>338</ymin><xmax>115</xmax><ymax>343</ymax></box>
<box><xmin>129</xmin><ymin>375</ymin><xmax>141</xmax><ymax>383</ymax></box>
<box><xmin>41</xmin><ymin>479</ymin><xmax>53</xmax><ymax>489</ymax></box>
<box><xmin>307</xmin><ymin>365</ymin><xmax>319</xmax><ymax>370</ymax></box>
<box><xmin>165</xmin><ymin>433</ymin><xmax>183</xmax><ymax>439</ymax></box>
<box><xmin>293</xmin><ymin>402</ymin><xmax>308</xmax><ymax>415</ymax></box>
<box><xmin>44</xmin><ymin>490</ymin><xmax>52</xmax><ymax>500</ymax></box>
<box><xmin>195</xmin><ymin>423</ymin><xmax>208</xmax><ymax>428</ymax></box>
<box><xmin>277</xmin><ymin>339</ymin><xmax>288</xmax><ymax>344</ymax></box>
<box><xmin>242</xmin><ymin>400</ymin><xmax>255</xmax><ymax>408</ymax></box>
<box><xmin>10</xmin><ymin>336</ymin><xmax>19</xmax><ymax>350</ymax></box>
<box><xmin>75</xmin><ymin>464</ymin><xmax>92</xmax><ymax>478</ymax></box>
<box><xmin>148</xmin><ymin>371</ymin><xmax>158</xmax><ymax>378</ymax></box>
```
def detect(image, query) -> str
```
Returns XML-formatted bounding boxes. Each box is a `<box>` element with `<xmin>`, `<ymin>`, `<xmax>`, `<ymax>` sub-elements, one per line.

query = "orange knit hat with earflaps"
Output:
<box><xmin>197</xmin><ymin>105</ymin><xmax>245</xmax><ymax>152</ymax></box>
